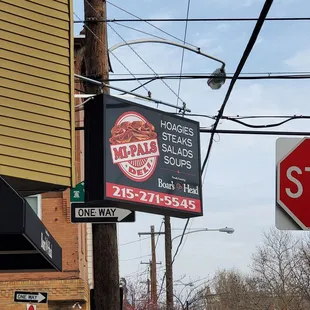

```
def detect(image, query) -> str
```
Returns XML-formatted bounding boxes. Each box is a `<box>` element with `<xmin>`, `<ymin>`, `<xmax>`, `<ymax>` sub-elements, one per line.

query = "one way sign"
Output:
<box><xmin>14</xmin><ymin>291</ymin><xmax>48</xmax><ymax>303</ymax></box>
<box><xmin>71</xmin><ymin>203</ymin><xmax>135</xmax><ymax>223</ymax></box>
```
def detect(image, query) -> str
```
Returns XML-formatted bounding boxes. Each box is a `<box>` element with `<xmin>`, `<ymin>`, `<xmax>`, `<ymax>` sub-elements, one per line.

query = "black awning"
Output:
<box><xmin>0</xmin><ymin>177</ymin><xmax>62</xmax><ymax>272</ymax></box>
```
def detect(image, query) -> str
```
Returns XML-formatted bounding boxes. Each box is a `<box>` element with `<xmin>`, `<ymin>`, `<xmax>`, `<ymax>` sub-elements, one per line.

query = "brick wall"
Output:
<box><xmin>0</xmin><ymin>279</ymin><xmax>89</xmax><ymax>309</ymax></box>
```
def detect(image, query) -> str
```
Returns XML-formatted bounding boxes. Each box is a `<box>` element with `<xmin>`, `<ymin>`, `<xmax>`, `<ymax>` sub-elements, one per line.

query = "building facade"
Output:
<box><xmin>0</xmin><ymin>36</ymin><xmax>92</xmax><ymax>310</ymax></box>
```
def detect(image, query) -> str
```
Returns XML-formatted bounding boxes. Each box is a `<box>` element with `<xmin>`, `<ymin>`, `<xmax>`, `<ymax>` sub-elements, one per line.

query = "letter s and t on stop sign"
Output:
<box><xmin>276</xmin><ymin>138</ymin><xmax>310</xmax><ymax>230</ymax></box>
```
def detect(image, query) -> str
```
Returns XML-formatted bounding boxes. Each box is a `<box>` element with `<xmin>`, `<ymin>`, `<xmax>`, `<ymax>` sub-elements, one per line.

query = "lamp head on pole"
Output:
<box><xmin>219</xmin><ymin>227</ymin><xmax>235</xmax><ymax>234</ymax></box>
<box><xmin>207</xmin><ymin>67</ymin><xmax>226</xmax><ymax>90</ymax></box>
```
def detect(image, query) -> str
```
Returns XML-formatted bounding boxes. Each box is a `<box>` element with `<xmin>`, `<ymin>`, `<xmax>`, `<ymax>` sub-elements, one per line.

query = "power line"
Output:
<box><xmin>107</xmin><ymin>74</ymin><xmax>310</xmax><ymax>82</ymax></box>
<box><xmin>83</xmin><ymin>0</ymin><xmax>190</xmax><ymax>102</ymax></box>
<box><xmin>157</xmin><ymin>0</ymin><xmax>274</xmax><ymax>301</ymax></box>
<box><xmin>120</xmin><ymin>254</ymin><xmax>151</xmax><ymax>262</ymax></box>
<box><xmin>122</xmin><ymin>267</ymin><xmax>149</xmax><ymax>278</ymax></box>
<box><xmin>222</xmin><ymin>115</ymin><xmax>310</xmax><ymax>129</ymax></box>
<box><xmin>201</xmin><ymin>0</ymin><xmax>274</xmax><ymax>173</ymax></box>
<box><xmin>178</xmin><ymin>114</ymin><xmax>310</xmax><ymax>128</ymax></box>
<box><xmin>105</xmin><ymin>1</ymin><xmax>198</xmax><ymax>48</ymax></box>
<box><xmin>74</xmin><ymin>16</ymin><xmax>310</xmax><ymax>23</ymax></box>
<box><xmin>108</xmin><ymin>71</ymin><xmax>310</xmax><ymax>76</ymax></box>
<box><xmin>177</xmin><ymin>113</ymin><xmax>310</xmax><ymax>120</ymax></box>
<box><xmin>199</xmin><ymin>128</ymin><xmax>310</xmax><ymax>136</ymax></box>
<box><xmin>75</xmin><ymin>111</ymin><xmax>310</xmax><ymax>129</ymax></box>
<box><xmin>80</xmin><ymin>2</ymin><xmax>150</xmax><ymax>94</ymax></box>
<box><xmin>176</xmin><ymin>0</ymin><xmax>191</xmax><ymax>109</ymax></box>
<box><xmin>112</xmin><ymin>21</ymin><xmax>169</xmax><ymax>40</ymax></box>
<box><xmin>119</xmin><ymin>236</ymin><xmax>150</xmax><ymax>246</ymax></box>
<box><xmin>108</xmin><ymin>23</ymin><xmax>187</xmax><ymax>105</ymax></box>
<box><xmin>156</xmin><ymin>219</ymin><xmax>164</xmax><ymax>248</ymax></box>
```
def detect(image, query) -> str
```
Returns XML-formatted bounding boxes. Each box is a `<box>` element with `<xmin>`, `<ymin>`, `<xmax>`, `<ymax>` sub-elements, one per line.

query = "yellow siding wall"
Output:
<box><xmin>0</xmin><ymin>0</ymin><xmax>75</xmax><ymax>188</ymax></box>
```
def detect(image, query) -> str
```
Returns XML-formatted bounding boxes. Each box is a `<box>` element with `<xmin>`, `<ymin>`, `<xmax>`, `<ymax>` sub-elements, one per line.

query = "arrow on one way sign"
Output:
<box><xmin>71</xmin><ymin>203</ymin><xmax>135</xmax><ymax>223</ymax></box>
<box><xmin>14</xmin><ymin>291</ymin><xmax>48</xmax><ymax>303</ymax></box>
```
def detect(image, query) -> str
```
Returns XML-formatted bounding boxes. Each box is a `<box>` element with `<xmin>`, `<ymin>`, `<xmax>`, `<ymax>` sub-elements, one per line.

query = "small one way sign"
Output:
<box><xmin>14</xmin><ymin>291</ymin><xmax>48</xmax><ymax>303</ymax></box>
<box><xmin>71</xmin><ymin>203</ymin><xmax>135</xmax><ymax>223</ymax></box>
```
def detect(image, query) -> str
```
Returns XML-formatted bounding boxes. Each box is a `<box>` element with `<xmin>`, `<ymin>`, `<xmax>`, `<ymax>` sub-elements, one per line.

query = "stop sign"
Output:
<box><xmin>277</xmin><ymin>138</ymin><xmax>310</xmax><ymax>229</ymax></box>
<box><xmin>27</xmin><ymin>305</ymin><xmax>36</xmax><ymax>310</ymax></box>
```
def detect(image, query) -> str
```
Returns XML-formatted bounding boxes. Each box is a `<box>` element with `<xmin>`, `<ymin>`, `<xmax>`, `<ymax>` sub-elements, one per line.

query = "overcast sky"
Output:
<box><xmin>74</xmin><ymin>0</ymin><xmax>310</xmax><ymax>293</ymax></box>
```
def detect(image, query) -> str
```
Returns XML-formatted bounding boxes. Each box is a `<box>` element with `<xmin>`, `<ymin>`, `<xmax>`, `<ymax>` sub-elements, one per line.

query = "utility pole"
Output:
<box><xmin>165</xmin><ymin>216</ymin><xmax>174</xmax><ymax>310</ymax></box>
<box><xmin>141</xmin><ymin>260</ymin><xmax>161</xmax><ymax>310</ymax></box>
<box><xmin>139</xmin><ymin>221</ymin><xmax>174</xmax><ymax>310</ymax></box>
<box><xmin>83</xmin><ymin>1</ymin><xmax>120</xmax><ymax>309</ymax></box>
<box><xmin>139</xmin><ymin>226</ymin><xmax>164</xmax><ymax>309</ymax></box>
<box><xmin>150</xmin><ymin>225</ymin><xmax>158</xmax><ymax>309</ymax></box>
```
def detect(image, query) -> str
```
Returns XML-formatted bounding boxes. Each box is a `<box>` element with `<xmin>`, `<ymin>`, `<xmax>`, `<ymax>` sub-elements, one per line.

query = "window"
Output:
<box><xmin>25</xmin><ymin>194</ymin><xmax>42</xmax><ymax>219</ymax></box>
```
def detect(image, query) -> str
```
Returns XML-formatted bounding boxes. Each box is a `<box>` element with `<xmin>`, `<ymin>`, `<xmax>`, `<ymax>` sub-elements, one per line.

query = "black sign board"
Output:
<box><xmin>0</xmin><ymin>177</ymin><xmax>62</xmax><ymax>271</ymax></box>
<box><xmin>71</xmin><ymin>203</ymin><xmax>135</xmax><ymax>223</ymax></box>
<box><xmin>14</xmin><ymin>291</ymin><xmax>48</xmax><ymax>303</ymax></box>
<box><xmin>84</xmin><ymin>94</ymin><xmax>203</xmax><ymax>218</ymax></box>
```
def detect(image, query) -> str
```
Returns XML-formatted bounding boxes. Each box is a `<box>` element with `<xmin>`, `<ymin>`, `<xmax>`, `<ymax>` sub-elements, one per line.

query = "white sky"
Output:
<box><xmin>74</xmin><ymin>0</ymin><xmax>310</xmax><ymax>292</ymax></box>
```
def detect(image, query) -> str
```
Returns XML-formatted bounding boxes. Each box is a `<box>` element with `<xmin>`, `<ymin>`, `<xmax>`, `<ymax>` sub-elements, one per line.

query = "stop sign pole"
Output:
<box><xmin>276</xmin><ymin>137</ymin><xmax>310</xmax><ymax>230</ymax></box>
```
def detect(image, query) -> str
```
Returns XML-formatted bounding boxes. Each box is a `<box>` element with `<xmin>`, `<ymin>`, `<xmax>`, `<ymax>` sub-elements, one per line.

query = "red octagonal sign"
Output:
<box><xmin>277</xmin><ymin>138</ymin><xmax>310</xmax><ymax>229</ymax></box>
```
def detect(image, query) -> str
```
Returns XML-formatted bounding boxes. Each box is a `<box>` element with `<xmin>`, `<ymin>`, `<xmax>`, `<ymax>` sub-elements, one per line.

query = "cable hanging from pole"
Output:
<box><xmin>105</xmin><ymin>73</ymin><xmax>310</xmax><ymax>81</ymax></box>
<box><xmin>105</xmin><ymin>0</ymin><xmax>199</xmax><ymax>48</ymax></box>
<box><xmin>157</xmin><ymin>0</ymin><xmax>275</xmax><ymax>301</ymax></box>
<box><xmin>74</xmin><ymin>16</ymin><xmax>310</xmax><ymax>23</ymax></box>
<box><xmin>176</xmin><ymin>0</ymin><xmax>192</xmax><ymax>109</ymax></box>
<box><xmin>74</xmin><ymin>73</ymin><xmax>191</xmax><ymax>112</ymax></box>
<box><xmin>107</xmin><ymin>23</ymin><xmax>188</xmax><ymax>106</ymax></box>
<box><xmin>201</xmin><ymin>0</ymin><xmax>274</xmax><ymax>173</ymax></box>
<box><xmin>75</xmin><ymin>8</ymin><xmax>150</xmax><ymax>94</ymax></box>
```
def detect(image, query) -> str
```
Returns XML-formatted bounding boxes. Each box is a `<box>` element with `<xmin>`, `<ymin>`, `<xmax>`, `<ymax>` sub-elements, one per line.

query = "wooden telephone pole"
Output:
<box><xmin>150</xmin><ymin>225</ymin><xmax>158</xmax><ymax>308</ymax></box>
<box><xmin>141</xmin><ymin>260</ymin><xmax>161</xmax><ymax>310</ymax></box>
<box><xmin>164</xmin><ymin>216</ymin><xmax>174</xmax><ymax>310</ymax></box>
<box><xmin>139</xmin><ymin>226</ymin><xmax>165</xmax><ymax>309</ymax></box>
<box><xmin>83</xmin><ymin>0</ymin><xmax>120</xmax><ymax>309</ymax></box>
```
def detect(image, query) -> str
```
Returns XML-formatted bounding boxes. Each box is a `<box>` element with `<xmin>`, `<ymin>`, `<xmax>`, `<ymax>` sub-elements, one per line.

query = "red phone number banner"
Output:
<box><xmin>106</xmin><ymin>182</ymin><xmax>202</xmax><ymax>213</ymax></box>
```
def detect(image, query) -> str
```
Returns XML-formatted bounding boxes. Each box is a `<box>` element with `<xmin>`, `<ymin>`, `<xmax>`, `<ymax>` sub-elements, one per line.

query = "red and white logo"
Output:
<box><xmin>109</xmin><ymin>111</ymin><xmax>160</xmax><ymax>182</ymax></box>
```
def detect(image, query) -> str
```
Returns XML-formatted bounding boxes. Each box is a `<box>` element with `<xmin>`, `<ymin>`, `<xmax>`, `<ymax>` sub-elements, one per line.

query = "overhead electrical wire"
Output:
<box><xmin>156</xmin><ymin>219</ymin><xmax>164</xmax><ymax>248</ymax></box>
<box><xmin>157</xmin><ymin>0</ymin><xmax>275</xmax><ymax>300</ymax></box>
<box><xmin>176</xmin><ymin>0</ymin><xmax>191</xmax><ymax>109</ymax></box>
<box><xmin>108</xmin><ymin>70</ymin><xmax>310</xmax><ymax>76</ymax></box>
<box><xmin>120</xmin><ymin>254</ymin><xmax>151</xmax><ymax>262</ymax></box>
<box><xmin>77</xmin><ymin>4</ymin><xmax>149</xmax><ymax>94</ymax></box>
<box><xmin>83</xmin><ymin>0</ymin><xmax>189</xmax><ymax>103</ymax></box>
<box><xmin>201</xmin><ymin>0</ymin><xmax>274</xmax><ymax>173</ymax></box>
<box><xmin>107</xmin><ymin>73</ymin><xmax>310</xmax><ymax>82</ymax></box>
<box><xmin>119</xmin><ymin>236</ymin><xmax>150</xmax><ymax>246</ymax></box>
<box><xmin>221</xmin><ymin>115</ymin><xmax>310</xmax><ymax>129</ymax></box>
<box><xmin>112</xmin><ymin>21</ymin><xmax>170</xmax><ymax>41</ymax></box>
<box><xmin>74</xmin><ymin>16</ymin><xmax>310</xmax><ymax>23</ymax></box>
<box><xmin>108</xmin><ymin>23</ymin><xmax>187</xmax><ymax>105</ymax></box>
<box><xmin>106</xmin><ymin>0</ymin><xmax>198</xmax><ymax>48</ymax></box>
<box><xmin>122</xmin><ymin>267</ymin><xmax>149</xmax><ymax>278</ymax></box>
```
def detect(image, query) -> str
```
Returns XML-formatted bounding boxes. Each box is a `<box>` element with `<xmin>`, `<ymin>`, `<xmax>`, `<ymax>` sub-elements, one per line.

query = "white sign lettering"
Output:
<box><xmin>285</xmin><ymin>166</ymin><xmax>310</xmax><ymax>199</ymax></box>
<box><xmin>75</xmin><ymin>208</ymin><xmax>131</xmax><ymax>221</ymax></box>
<box><xmin>41</xmin><ymin>233</ymin><xmax>52</xmax><ymax>258</ymax></box>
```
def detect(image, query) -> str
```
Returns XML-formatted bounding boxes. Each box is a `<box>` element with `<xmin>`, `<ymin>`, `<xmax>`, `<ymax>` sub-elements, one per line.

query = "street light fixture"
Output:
<box><xmin>171</xmin><ymin>227</ymin><xmax>234</xmax><ymax>242</ymax></box>
<box><xmin>109</xmin><ymin>38</ymin><xmax>226</xmax><ymax>90</ymax></box>
<box><xmin>207</xmin><ymin>67</ymin><xmax>227</xmax><ymax>90</ymax></box>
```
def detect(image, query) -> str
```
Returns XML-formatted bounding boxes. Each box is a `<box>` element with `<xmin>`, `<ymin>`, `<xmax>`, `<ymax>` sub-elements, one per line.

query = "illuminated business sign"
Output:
<box><xmin>100</xmin><ymin>94</ymin><xmax>203</xmax><ymax>218</ymax></box>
